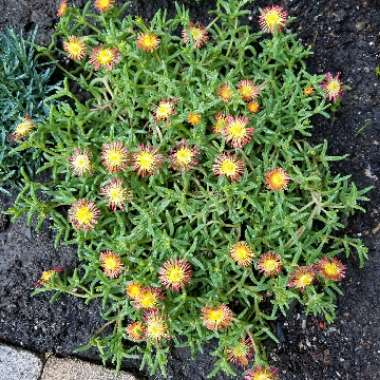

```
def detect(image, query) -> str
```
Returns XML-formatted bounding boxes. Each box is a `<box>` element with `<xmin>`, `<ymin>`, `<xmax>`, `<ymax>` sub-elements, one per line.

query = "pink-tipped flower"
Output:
<box><xmin>68</xmin><ymin>199</ymin><xmax>100</xmax><ymax>231</ymax></box>
<box><xmin>182</xmin><ymin>22</ymin><xmax>209</xmax><ymax>48</ymax></box>
<box><xmin>69</xmin><ymin>148</ymin><xmax>92</xmax><ymax>176</ymax></box>
<box><xmin>288</xmin><ymin>265</ymin><xmax>316</xmax><ymax>291</ymax></box>
<box><xmin>318</xmin><ymin>257</ymin><xmax>346</xmax><ymax>281</ymax></box>
<box><xmin>226</xmin><ymin>338</ymin><xmax>255</xmax><ymax>368</ymax></box>
<box><xmin>63</xmin><ymin>36</ymin><xmax>86</xmax><ymax>61</ymax></box>
<box><xmin>322</xmin><ymin>72</ymin><xmax>343</xmax><ymax>102</ymax></box>
<box><xmin>154</xmin><ymin>99</ymin><xmax>176</xmax><ymax>122</ymax></box>
<box><xmin>101</xmin><ymin>141</ymin><xmax>129</xmax><ymax>173</ymax></box>
<box><xmin>259</xmin><ymin>6</ymin><xmax>288</xmax><ymax>34</ymax></box>
<box><xmin>100</xmin><ymin>251</ymin><xmax>123</xmax><ymax>279</ymax></box>
<box><xmin>170</xmin><ymin>140</ymin><xmax>199</xmax><ymax>172</ymax></box>
<box><xmin>11</xmin><ymin>115</ymin><xmax>35</xmax><ymax>141</ymax></box>
<box><xmin>94</xmin><ymin>0</ymin><xmax>115</xmax><ymax>13</ymax></box>
<box><xmin>217</xmin><ymin>84</ymin><xmax>233</xmax><ymax>103</ymax></box>
<box><xmin>223</xmin><ymin>116</ymin><xmax>254</xmax><ymax>148</ymax></box>
<box><xmin>132</xmin><ymin>145</ymin><xmax>163</xmax><ymax>177</ymax></box>
<box><xmin>201</xmin><ymin>304</ymin><xmax>234</xmax><ymax>331</ymax></box>
<box><xmin>212</xmin><ymin>113</ymin><xmax>227</xmax><ymax>135</ymax></box>
<box><xmin>237</xmin><ymin>80</ymin><xmax>261</xmax><ymax>102</ymax></box>
<box><xmin>133</xmin><ymin>286</ymin><xmax>163</xmax><ymax>310</ymax></box>
<box><xmin>159</xmin><ymin>259</ymin><xmax>192</xmax><ymax>292</ymax></box>
<box><xmin>257</xmin><ymin>252</ymin><xmax>282</xmax><ymax>277</ymax></box>
<box><xmin>100</xmin><ymin>178</ymin><xmax>132</xmax><ymax>211</ymax></box>
<box><xmin>230</xmin><ymin>241</ymin><xmax>254</xmax><ymax>267</ymax></box>
<box><xmin>137</xmin><ymin>32</ymin><xmax>160</xmax><ymax>52</ymax></box>
<box><xmin>89</xmin><ymin>46</ymin><xmax>120</xmax><ymax>70</ymax></box>
<box><xmin>126</xmin><ymin>321</ymin><xmax>146</xmax><ymax>342</ymax></box>
<box><xmin>36</xmin><ymin>267</ymin><xmax>64</xmax><ymax>287</ymax></box>
<box><xmin>213</xmin><ymin>153</ymin><xmax>245</xmax><ymax>182</ymax></box>
<box><xmin>144</xmin><ymin>310</ymin><xmax>170</xmax><ymax>342</ymax></box>
<box><xmin>265</xmin><ymin>168</ymin><xmax>289</xmax><ymax>191</ymax></box>
<box><xmin>57</xmin><ymin>0</ymin><xmax>68</xmax><ymax>17</ymax></box>
<box><xmin>245</xmin><ymin>366</ymin><xmax>279</xmax><ymax>380</ymax></box>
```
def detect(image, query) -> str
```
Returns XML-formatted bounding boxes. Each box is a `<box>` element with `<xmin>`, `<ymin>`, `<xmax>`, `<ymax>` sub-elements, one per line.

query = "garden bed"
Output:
<box><xmin>0</xmin><ymin>1</ymin><xmax>379</xmax><ymax>379</ymax></box>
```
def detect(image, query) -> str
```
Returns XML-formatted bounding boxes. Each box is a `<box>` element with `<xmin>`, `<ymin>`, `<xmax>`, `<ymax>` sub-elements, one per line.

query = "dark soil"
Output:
<box><xmin>0</xmin><ymin>1</ymin><xmax>379</xmax><ymax>379</ymax></box>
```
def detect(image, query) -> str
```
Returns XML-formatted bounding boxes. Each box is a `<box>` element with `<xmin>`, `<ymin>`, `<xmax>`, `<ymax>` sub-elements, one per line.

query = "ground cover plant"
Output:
<box><xmin>10</xmin><ymin>0</ymin><xmax>370</xmax><ymax>378</ymax></box>
<box><xmin>0</xmin><ymin>28</ymin><xmax>56</xmax><ymax>193</ymax></box>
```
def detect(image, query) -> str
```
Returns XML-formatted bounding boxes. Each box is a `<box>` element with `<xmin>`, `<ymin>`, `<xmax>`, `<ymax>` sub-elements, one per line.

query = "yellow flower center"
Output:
<box><xmin>106</xmin><ymin>149</ymin><xmax>124</xmax><ymax>166</ymax></box>
<box><xmin>166</xmin><ymin>266</ymin><xmax>185</xmax><ymax>284</ymax></box>
<box><xmin>127</xmin><ymin>283</ymin><xmax>141</xmax><ymax>298</ymax></box>
<box><xmin>103</xmin><ymin>256</ymin><xmax>119</xmax><ymax>271</ymax></box>
<box><xmin>156</xmin><ymin>102</ymin><xmax>172</xmax><ymax>118</ymax></box>
<box><xmin>73</xmin><ymin>155</ymin><xmax>89</xmax><ymax>170</ymax></box>
<box><xmin>214</xmin><ymin>119</ymin><xmax>226</xmax><ymax>133</ymax></box>
<box><xmin>137</xmin><ymin>151</ymin><xmax>155</xmax><ymax>171</ymax></box>
<box><xmin>15</xmin><ymin>120</ymin><xmax>34</xmax><ymax>137</ymax></box>
<box><xmin>97</xmin><ymin>48</ymin><xmax>114</xmax><ymax>65</ymax></box>
<box><xmin>67</xmin><ymin>41</ymin><xmax>83</xmax><ymax>56</ymax></box>
<box><xmin>254</xmin><ymin>373</ymin><xmax>272</xmax><ymax>380</ymax></box>
<box><xmin>188</xmin><ymin>114</ymin><xmax>201</xmax><ymax>126</ymax></box>
<box><xmin>109</xmin><ymin>187</ymin><xmax>124</xmax><ymax>203</ymax></box>
<box><xmin>248</xmin><ymin>102</ymin><xmax>260</xmax><ymax>113</ymax></box>
<box><xmin>219</xmin><ymin>86</ymin><xmax>232</xmax><ymax>101</ymax></box>
<box><xmin>239</xmin><ymin>85</ymin><xmax>253</xmax><ymax>98</ymax></box>
<box><xmin>327</xmin><ymin>80</ymin><xmax>340</xmax><ymax>94</ymax></box>
<box><xmin>139</xmin><ymin>291</ymin><xmax>157</xmax><ymax>308</ymax></box>
<box><xmin>208</xmin><ymin>309</ymin><xmax>224</xmax><ymax>323</ymax></box>
<box><xmin>228</xmin><ymin>121</ymin><xmax>246</xmax><ymax>139</ymax></box>
<box><xmin>176</xmin><ymin>148</ymin><xmax>193</xmax><ymax>166</ymax></box>
<box><xmin>297</xmin><ymin>273</ymin><xmax>313</xmax><ymax>287</ymax></box>
<box><xmin>190</xmin><ymin>27</ymin><xmax>203</xmax><ymax>40</ymax></box>
<box><xmin>234</xmin><ymin>246</ymin><xmax>251</xmax><ymax>261</ymax></box>
<box><xmin>40</xmin><ymin>270</ymin><xmax>55</xmax><ymax>283</ymax></box>
<box><xmin>265</xmin><ymin>10</ymin><xmax>282</xmax><ymax>29</ymax></box>
<box><xmin>96</xmin><ymin>0</ymin><xmax>112</xmax><ymax>11</ymax></box>
<box><xmin>75</xmin><ymin>205</ymin><xmax>94</xmax><ymax>225</ymax></box>
<box><xmin>269</xmin><ymin>172</ymin><xmax>286</xmax><ymax>188</ymax></box>
<box><xmin>231</xmin><ymin>343</ymin><xmax>246</xmax><ymax>357</ymax></box>
<box><xmin>324</xmin><ymin>262</ymin><xmax>339</xmax><ymax>276</ymax></box>
<box><xmin>220</xmin><ymin>159</ymin><xmax>237</xmax><ymax>176</ymax></box>
<box><xmin>141</xmin><ymin>34</ymin><xmax>157</xmax><ymax>49</ymax></box>
<box><xmin>262</xmin><ymin>259</ymin><xmax>278</xmax><ymax>272</ymax></box>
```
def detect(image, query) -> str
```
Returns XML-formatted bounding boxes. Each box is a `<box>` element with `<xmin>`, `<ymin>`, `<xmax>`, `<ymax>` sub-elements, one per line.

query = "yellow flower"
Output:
<box><xmin>89</xmin><ymin>46</ymin><xmax>120</xmax><ymax>70</ymax></box>
<box><xmin>212</xmin><ymin>113</ymin><xmax>227</xmax><ymax>135</ymax></box>
<box><xmin>303</xmin><ymin>86</ymin><xmax>314</xmax><ymax>96</ymax></box>
<box><xmin>137</xmin><ymin>33</ymin><xmax>160</xmax><ymax>52</ymax></box>
<box><xmin>223</xmin><ymin>116</ymin><xmax>254</xmax><ymax>148</ymax></box>
<box><xmin>182</xmin><ymin>22</ymin><xmax>209</xmax><ymax>48</ymax></box>
<box><xmin>94</xmin><ymin>0</ymin><xmax>115</xmax><ymax>12</ymax></box>
<box><xmin>37</xmin><ymin>268</ymin><xmax>63</xmax><ymax>286</ymax></box>
<box><xmin>144</xmin><ymin>311</ymin><xmax>169</xmax><ymax>342</ymax></box>
<box><xmin>318</xmin><ymin>257</ymin><xmax>346</xmax><ymax>281</ymax></box>
<box><xmin>245</xmin><ymin>366</ymin><xmax>279</xmax><ymax>380</ymax></box>
<box><xmin>201</xmin><ymin>305</ymin><xmax>233</xmax><ymax>331</ymax></box>
<box><xmin>126</xmin><ymin>322</ymin><xmax>146</xmax><ymax>342</ymax></box>
<box><xmin>247</xmin><ymin>101</ymin><xmax>260</xmax><ymax>114</ymax></box>
<box><xmin>265</xmin><ymin>168</ymin><xmax>289</xmax><ymax>191</ymax></box>
<box><xmin>257</xmin><ymin>252</ymin><xmax>282</xmax><ymax>277</ymax></box>
<box><xmin>101</xmin><ymin>141</ymin><xmax>129</xmax><ymax>173</ymax></box>
<box><xmin>154</xmin><ymin>99</ymin><xmax>176</xmax><ymax>122</ymax></box>
<box><xmin>187</xmin><ymin>112</ymin><xmax>202</xmax><ymax>126</ymax></box>
<box><xmin>217</xmin><ymin>84</ymin><xmax>233</xmax><ymax>103</ymax></box>
<box><xmin>213</xmin><ymin>153</ymin><xmax>245</xmax><ymax>182</ymax></box>
<box><xmin>237</xmin><ymin>80</ymin><xmax>260</xmax><ymax>102</ymax></box>
<box><xmin>230</xmin><ymin>241</ymin><xmax>254</xmax><ymax>267</ymax></box>
<box><xmin>226</xmin><ymin>338</ymin><xmax>254</xmax><ymax>368</ymax></box>
<box><xmin>11</xmin><ymin>116</ymin><xmax>35</xmax><ymax>141</ymax></box>
<box><xmin>159</xmin><ymin>259</ymin><xmax>192</xmax><ymax>292</ymax></box>
<box><xmin>69</xmin><ymin>148</ymin><xmax>92</xmax><ymax>176</ymax></box>
<box><xmin>100</xmin><ymin>178</ymin><xmax>131</xmax><ymax>211</ymax></box>
<box><xmin>170</xmin><ymin>140</ymin><xmax>199</xmax><ymax>172</ymax></box>
<box><xmin>63</xmin><ymin>36</ymin><xmax>86</xmax><ymax>61</ymax></box>
<box><xmin>126</xmin><ymin>281</ymin><xmax>143</xmax><ymax>300</ymax></box>
<box><xmin>322</xmin><ymin>72</ymin><xmax>343</xmax><ymax>102</ymax></box>
<box><xmin>288</xmin><ymin>266</ymin><xmax>315</xmax><ymax>291</ymax></box>
<box><xmin>100</xmin><ymin>251</ymin><xmax>123</xmax><ymax>278</ymax></box>
<box><xmin>68</xmin><ymin>199</ymin><xmax>100</xmax><ymax>231</ymax></box>
<box><xmin>134</xmin><ymin>287</ymin><xmax>162</xmax><ymax>310</ymax></box>
<box><xmin>57</xmin><ymin>0</ymin><xmax>68</xmax><ymax>17</ymax></box>
<box><xmin>259</xmin><ymin>6</ymin><xmax>288</xmax><ymax>34</ymax></box>
<box><xmin>132</xmin><ymin>145</ymin><xmax>163</xmax><ymax>177</ymax></box>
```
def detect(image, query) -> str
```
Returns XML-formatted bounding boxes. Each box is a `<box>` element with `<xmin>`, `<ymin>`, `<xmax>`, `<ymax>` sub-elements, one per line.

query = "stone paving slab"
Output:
<box><xmin>41</xmin><ymin>357</ymin><xmax>137</xmax><ymax>380</ymax></box>
<box><xmin>0</xmin><ymin>345</ymin><xmax>43</xmax><ymax>380</ymax></box>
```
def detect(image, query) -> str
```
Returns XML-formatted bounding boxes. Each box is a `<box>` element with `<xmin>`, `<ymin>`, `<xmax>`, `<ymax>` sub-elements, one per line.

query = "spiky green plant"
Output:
<box><xmin>11</xmin><ymin>0</ymin><xmax>370</xmax><ymax>378</ymax></box>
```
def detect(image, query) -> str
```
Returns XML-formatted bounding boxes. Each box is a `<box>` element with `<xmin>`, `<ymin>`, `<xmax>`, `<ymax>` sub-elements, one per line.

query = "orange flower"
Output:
<box><xmin>11</xmin><ymin>116</ymin><xmax>35</xmax><ymax>141</ymax></box>
<box><xmin>132</xmin><ymin>145</ymin><xmax>163</xmax><ymax>177</ymax></box>
<box><xmin>101</xmin><ymin>141</ymin><xmax>129</xmax><ymax>173</ymax></box>
<box><xmin>237</xmin><ymin>80</ymin><xmax>260</xmax><ymax>102</ymax></box>
<box><xmin>245</xmin><ymin>366</ymin><xmax>279</xmax><ymax>380</ymax></box>
<box><xmin>322</xmin><ymin>72</ymin><xmax>343</xmax><ymax>102</ymax></box>
<box><xmin>134</xmin><ymin>287</ymin><xmax>162</xmax><ymax>310</ymax></box>
<box><xmin>94</xmin><ymin>0</ymin><xmax>115</xmax><ymax>12</ymax></box>
<box><xmin>212</xmin><ymin>113</ymin><xmax>227</xmax><ymax>135</ymax></box>
<box><xmin>57</xmin><ymin>0</ymin><xmax>68</xmax><ymax>17</ymax></box>
<box><xmin>144</xmin><ymin>310</ymin><xmax>170</xmax><ymax>342</ymax></box>
<box><xmin>259</xmin><ymin>6</ymin><xmax>288</xmax><ymax>34</ymax></box>
<box><xmin>213</xmin><ymin>153</ymin><xmax>245</xmax><ymax>182</ymax></box>
<box><xmin>230</xmin><ymin>242</ymin><xmax>254</xmax><ymax>267</ymax></box>
<box><xmin>265</xmin><ymin>168</ymin><xmax>289</xmax><ymax>191</ymax></box>
<box><xmin>126</xmin><ymin>281</ymin><xmax>143</xmax><ymax>300</ymax></box>
<box><xmin>217</xmin><ymin>84</ymin><xmax>233</xmax><ymax>103</ymax></box>
<box><xmin>63</xmin><ymin>36</ymin><xmax>86</xmax><ymax>61</ymax></box>
<box><xmin>318</xmin><ymin>257</ymin><xmax>346</xmax><ymax>281</ymax></box>
<box><xmin>100</xmin><ymin>178</ymin><xmax>131</xmax><ymax>211</ymax></box>
<box><xmin>182</xmin><ymin>22</ymin><xmax>209</xmax><ymax>48</ymax></box>
<box><xmin>154</xmin><ymin>99</ymin><xmax>176</xmax><ymax>122</ymax></box>
<box><xmin>247</xmin><ymin>101</ymin><xmax>260</xmax><ymax>114</ymax></box>
<box><xmin>126</xmin><ymin>321</ymin><xmax>146</xmax><ymax>342</ymax></box>
<box><xmin>257</xmin><ymin>252</ymin><xmax>282</xmax><ymax>277</ymax></box>
<box><xmin>170</xmin><ymin>140</ymin><xmax>199</xmax><ymax>172</ymax></box>
<box><xmin>100</xmin><ymin>251</ymin><xmax>123</xmax><ymax>278</ymax></box>
<box><xmin>36</xmin><ymin>268</ymin><xmax>63</xmax><ymax>287</ymax></box>
<box><xmin>68</xmin><ymin>199</ymin><xmax>100</xmax><ymax>231</ymax></box>
<box><xmin>137</xmin><ymin>32</ymin><xmax>160</xmax><ymax>52</ymax></box>
<box><xmin>304</xmin><ymin>86</ymin><xmax>314</xmax><ymax>96</ymax></box>
<box><xmin>226</xmin><ymin>338</ymin><xmax>254</xmax><ymax>368</ymax></box>
<box><xmin>89</xmin><ymin>46</ymin><xmax>120</xmax><ymax>70</ymax></box>
<box><xmin>288</xmin><ymin>265</ymin><xmax>315</xmax><ymax>291</ymax></box>
<box><xmin>201</xmin><ymin>304</ymin><xmax>233</xmax><ymax>331</ymax></box>
<box><xmin>69</xmin><ymin>148</ymin><xmax>92</xmax><ymax>176</ymax></box>
<box><xmin>187</xmin><ymin>112</ymin><xmax>202</xmax><ymax>126</ymax></box>
<box><xmin>159</xmin><ymin>259</ymin><xmax>192</xmax><ymax>292</ymax></box>
<box><xmin>223</xmin><ymin>116</ymin><xmax>254</xmax><ymax>148</ymax></box>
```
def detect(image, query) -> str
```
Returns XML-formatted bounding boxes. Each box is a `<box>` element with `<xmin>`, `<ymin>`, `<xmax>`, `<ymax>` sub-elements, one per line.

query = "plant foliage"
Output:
<box><xmin>10</xmin><ymin>0</ymin><xmax>369</xmax><ymax>377</ymax></box>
